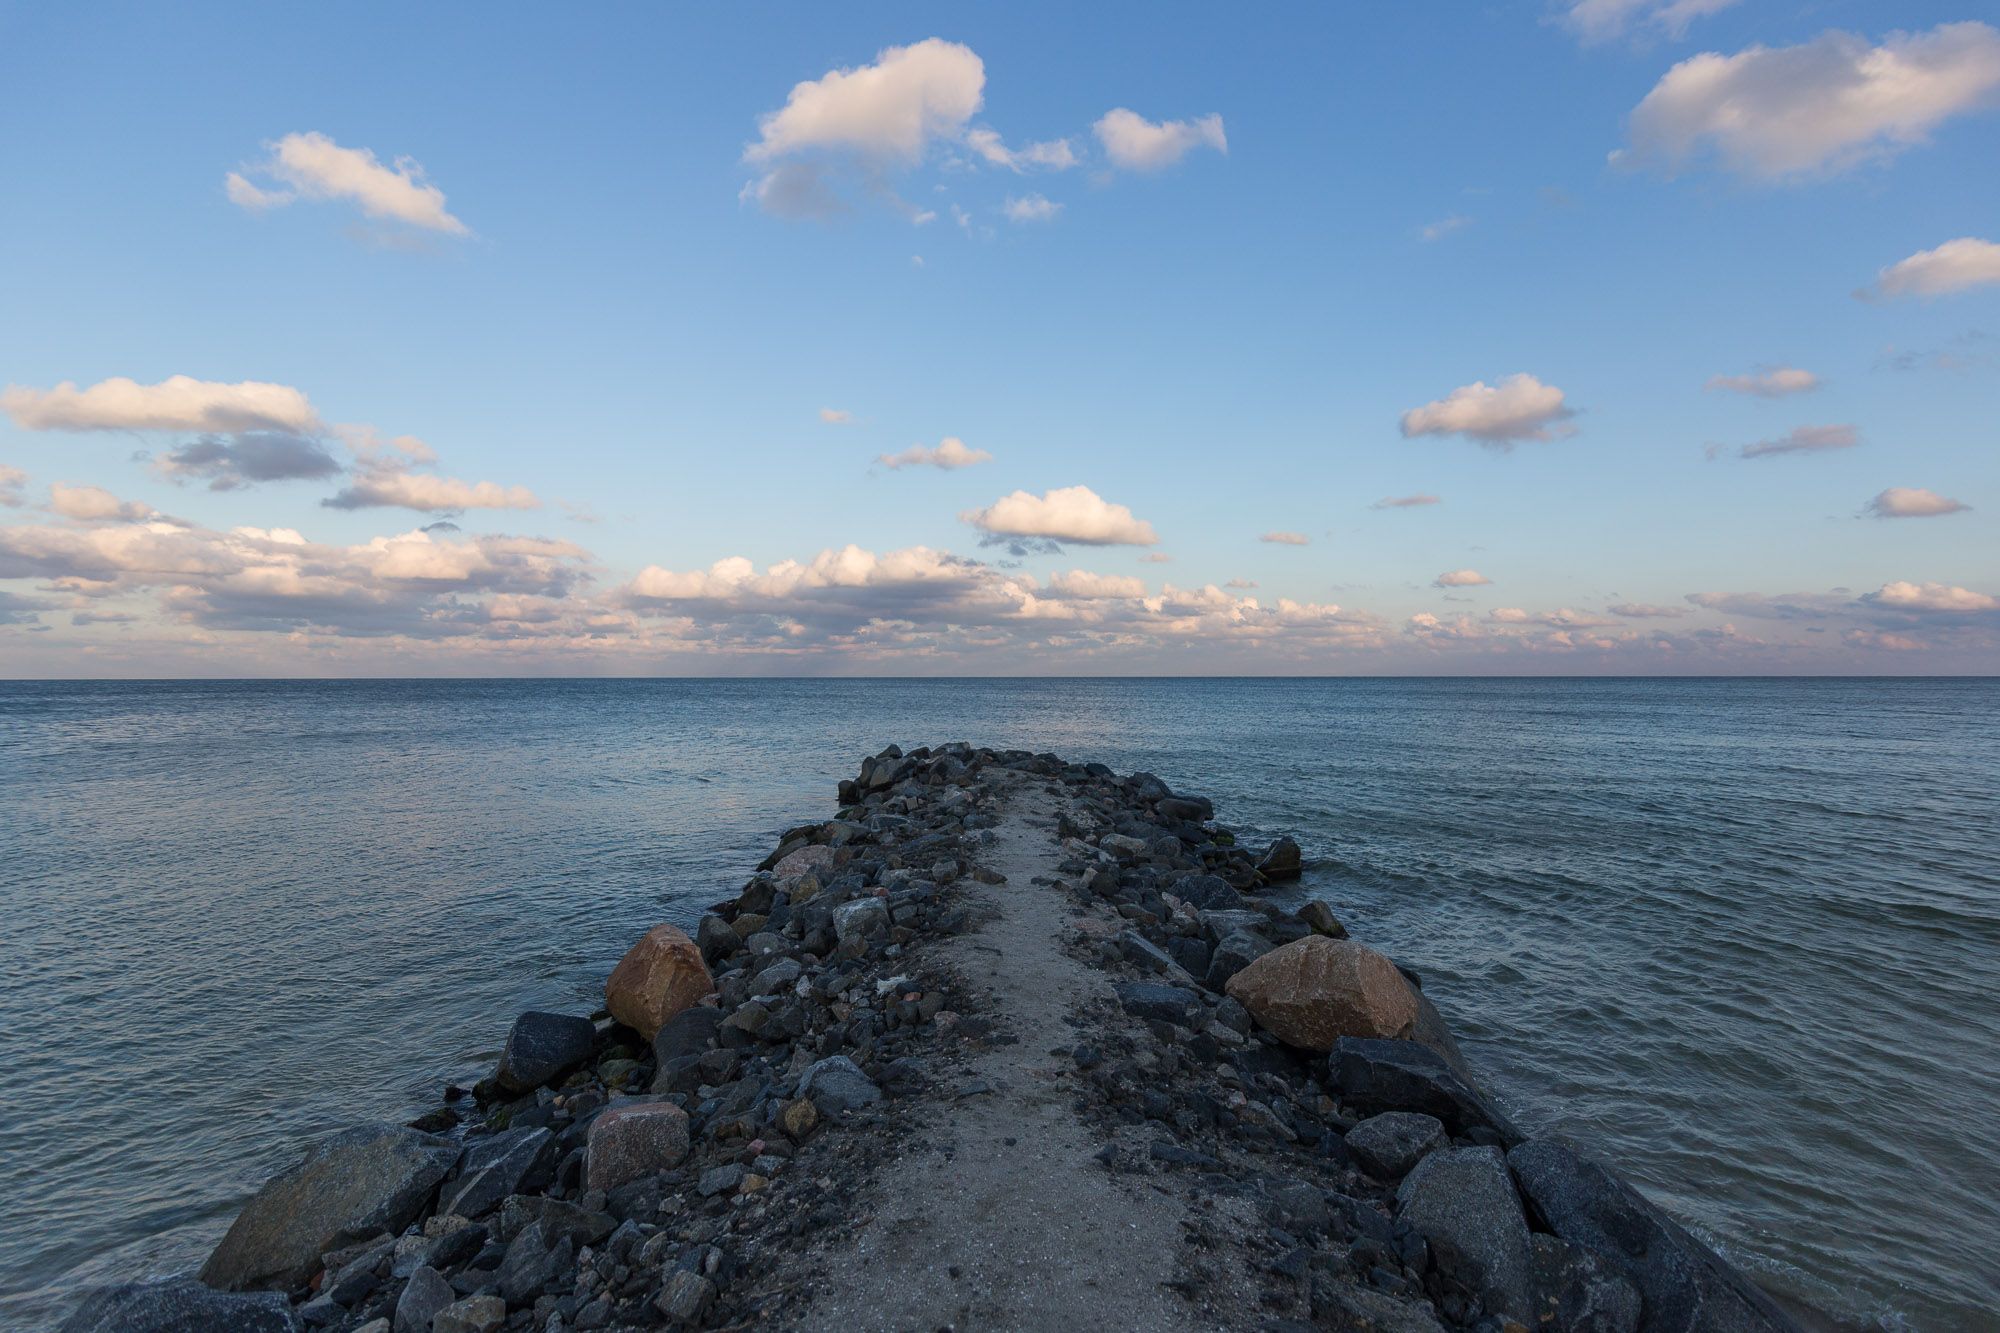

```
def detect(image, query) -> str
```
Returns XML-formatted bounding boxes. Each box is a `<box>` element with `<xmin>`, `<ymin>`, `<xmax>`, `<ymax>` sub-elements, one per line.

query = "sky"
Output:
<box><xmin>0</xmin><ymin>1</ymin><xmax>1995</xmax><ymax>676</ymax></box>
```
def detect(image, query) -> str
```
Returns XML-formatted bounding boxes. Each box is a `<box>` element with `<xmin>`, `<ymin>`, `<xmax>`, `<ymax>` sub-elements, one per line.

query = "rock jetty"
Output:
<box><xmin>65</xmin><ymin>744</ymin><xmax>1808</xmax><ymax>1333</ymax></box>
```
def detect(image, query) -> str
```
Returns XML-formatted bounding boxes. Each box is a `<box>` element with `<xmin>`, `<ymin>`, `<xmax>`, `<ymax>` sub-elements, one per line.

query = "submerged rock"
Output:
<box><xmin>1397</xmin><ymin>1145</ymin><xmax>1536</xmax><ymax>1322</ymax></box>
<box><xmin>1225</xmin><ymin>936</ymin><xmax>1419</xmax><ymax>1051</ymax></box>
<box><xmin>604</xmin><ymin>924</ymin><xmax>714</xmax><ymax>1041</ymax></box>
<box><xmin>493</xmin><ymin>1011</ymin><xmax>595</xmax><ymax>1093</ymax></box>
<box><xmin>1257</xmin><ymin>835</ymin><xmax>1303</xmax><ymax>881</ymax></box>
<box><xmin>60</xmin><ymin>1279</ymin><xmax>300</xmax><ymax>1333</ymax></box>
<box><xmin>200</xmin><ymin>1124</ymin><xmax>457</xmax><ymax>1291</ymax></box>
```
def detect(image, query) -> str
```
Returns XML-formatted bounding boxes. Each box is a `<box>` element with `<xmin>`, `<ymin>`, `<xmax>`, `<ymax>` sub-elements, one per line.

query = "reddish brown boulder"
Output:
<box><xmin>604</xmin><ymin>925</ymin><xmax>713</xmax><ymax>1040</ymax></box>
<box><xmin>585</xmin><ymin>1101</ymin><xmax>690</xmax><ymax>1193</ymax></box>
<box><xmin>1224</xmin><ymin>936</ymin><xmax>1419</xmax><ymax>1052</ymax></box>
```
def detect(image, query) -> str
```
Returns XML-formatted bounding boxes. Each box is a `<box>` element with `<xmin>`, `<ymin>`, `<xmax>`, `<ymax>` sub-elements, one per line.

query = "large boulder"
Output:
<box><xmin>1345</xmin><ymin>1111</ymin><xmax>1446</xmax><ymax>1180</ymax></box>
<box><xmin>201</xmin><ymin>1124</ymin><xmax>457</xmax><ymax>1291</ymax></box>
<box><xmin>438</xmin><ymin>1126</ymin><xmax>553</xmax><ymax>1218</ymax></box>
<box><xmin>1224</xmin><ymin>936</ymin><xmax>1419</xmax><ymax>1051</ymax></box>
<box><xmin>1508</xmin><ymin>1138</ymin><xmax>1804</xmax><ymax>1333</ymax></box>
<box><xmin>604</xmin><ymin>924</ymin><xmax>714</xmax><ymax>1041</ymax></box>
<box><xmin>1327</xmin><ymin>1038</ymin><xmax>1521</xmax><ymax>1145</ymax></box>
<box><xmin>494</xmin><ymin>1011</ymin><xmax>595</xmax><ymax>1093</ymax></box>
<box><xmin>584</xmin><ymin>1101</ymin><xmax>690</xmax><ymax>1194</ymax></box>
<box><xmin>61</xmin><ymin>1279</ymin><xmax>300</xmax><ymax>1332</ymax></box>
<box><xmin>1397</xmin><ymin>1146</ymin><xmax>1536</xmax><ymax>1323</ymax></box>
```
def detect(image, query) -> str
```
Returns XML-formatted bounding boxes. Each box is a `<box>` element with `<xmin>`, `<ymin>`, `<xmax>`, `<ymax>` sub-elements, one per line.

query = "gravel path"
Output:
<box><xmin>792</xmin><ymin>771</ymin><xmax>1227</xmax><ymax>1332</ymax></box>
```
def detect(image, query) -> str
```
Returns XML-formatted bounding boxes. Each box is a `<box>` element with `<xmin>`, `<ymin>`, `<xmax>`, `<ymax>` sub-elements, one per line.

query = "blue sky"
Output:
<box><xmin>1</xmin><ymin>1</ymin><xmax>1995</xmax><ymax>674</ymax></box>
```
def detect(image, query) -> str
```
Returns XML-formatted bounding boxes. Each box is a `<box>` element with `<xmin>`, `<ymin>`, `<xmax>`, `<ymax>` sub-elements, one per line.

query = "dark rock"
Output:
<box><xmin>201</xmin><ymin>1124</ymin><xmax>458</xmax><ymax>1291</ymax></box>
<box><xmin>1258</xmin><ymin>836</ymin><xmax>1303</xmax><ymax>882</ymax></box>
<box><xmin>1157</xmin><ymin>795</ymin><xmax>1214</xmax><ymax>823</ymax></box>
<box><xmin>394</xmin><ymin>1266</ymin><xmax>454</xmax><ymax>1333</ymax></box>
<box><xmin>654</xmin><ymin>1270</ymin><xmax>715</xmax><ymax>1326</ymax></box>
<box><xmin>1113</xmin><ymin>981</ymin><xmax>1201</xmax><ymax>1025</ymax></box>
<box><xmin>1117</xmin><ymin>929</ymin><xmax>1183</xmax><ymax>976</ymax></box>
<box><xmin>1530</xmin><ymin>1233</ymin><xmax>1643</xmax><ymax>1333</ymax></box>
<box><xmin>699</xmin><ymin>1163</ymin><xmax>747</xmax><ymax>1197</ymax></box>
<box><xmin>695</xmin><ymin>913</ymin><xmax>739</xmax><ymax>961</ymax></box>
<box><xmin>1396</xmin><ymin>1146</ymin><xmax>1534</xmax><ymax>1323</ymax></box>
<box><xmin>492</xmin><ymin>1194</ymin><xmax>615</xmax><ymax>1249</ymax></box>
<box><xmin>1168</xmin><ymin>936</ymin><xmax>1213</xmax><ymax>979</ymax></box>
<box><xmin>1345</xmin><ymin>1112</ymin><xmax>1446</xmax><ymax>1180</ymax></box>
<box><xmin>1171</xmin><ymin>874</ymin><xmax>1239</xmax><ymax>910</ymax></box>
<box><xmin>1298</xmin><ymin>900</ymin><xmax>1347</xmax><ymax>938</ymax></box>
<box><xmin>60</xmin><ymin>1279</ymin><xmax>301</xmax><ymax>1333</ymax></box>
<box><xmin>496</xmin><ymin>1220</ymin><xmax>573</xmax><ymax>1307</ymax></box>
<box><xmin>1326</xmin><ymin>1039</ymin><xmax>1520</xmax><ymax>1145</ymax></box>
<box><xmin>432</xmin><ymin>1295</ymin><xmax>505</xmax><ymax>1333</ymax></box>
<box><xmin>1205</xmin><ymin>930</ymin><xmax>1273</xmax><ymax>991</ymax></box>
<box><xmin>495</xmin><ymin>1012</ymin><xmax>597</xmax><ymax>1094</ymax></box>
<box><xmin>652</xmin><ymin>1006</ymin><xmax>723</xmax><ymax>1065</ymax></box>
<box><xmin>832</xmin><ymin>897</ymin><xmax>890</xmax><ymax>942</ymax></box>
<box><xmin>439</xmin><ymin>1127</ymin><xmax>552</xmax><ymax>1219</ymax></box>
<box><xmin>799</xmin><ymin>1054</ymin><xmax>882</xmax><ymax>1112</ymax></box>
<box><xmin>1508</xmin><ymin>1137</ymin><xmax>1804</xmax><ymax>1333</ymax></box>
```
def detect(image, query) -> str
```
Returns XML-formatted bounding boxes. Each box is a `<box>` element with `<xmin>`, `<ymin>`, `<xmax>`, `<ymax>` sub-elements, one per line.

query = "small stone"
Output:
<box><xmin>798</xmin><ymin>1054</ymin><xmax>882</xmax><ymax>1113</ymax></box>
<box><xmin>432</xmin><ymin>1294</ymin><xmax>506</xmax><ymax>1333</ymax></box>
<box><xmin>1346</xmin><ymin>1111</ymin><xmax>1446</xmax><ymax>1179</ymax></box>
<box><xmin>698</xmin><ymin>1164</ymin><xmax>746</xmax><ymax>1197</ymax></box>
<box><xmin>392</xmin><ymin>1265</ymin><xmax>452</xmax><ymax>1333</ymax></box>
<box><xmin>832</xmin><ymin>897</ymin><xmax>890</xmax><ymax>942</ymax></box>
<box><xmin>779</xmin><ymin>1097</ymin><xmax>819</xmax><ymax>1140</ymax></box>
<box><xmin>1298</xmin><ymin>900</ymin><xmax>1348</xmax><ymax>938</ymax></box>
<box><xmin>654</xmin><ymin>1270</ymin><xmax>715</xmax><ymax>1326</ymax></box>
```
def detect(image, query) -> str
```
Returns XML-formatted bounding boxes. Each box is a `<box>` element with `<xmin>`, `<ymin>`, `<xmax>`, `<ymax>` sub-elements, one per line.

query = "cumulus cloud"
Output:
<box><xmin>157</xmin><ymin>433</ymin><xmax>344</xmax><ymax>489</ymax></box>
<box><xmin>1002</xmin><ymin>193</ymin><xmax>1062</xmax><ymax>223</ymax></box>
<box><xmin>1092</xmin><ymin>109</ymin><xmax>1227</xmax><ymax>171</ymax></box>
<box><xmin>1489</xmin><ymin>606</ymin><xmax>1619</xmax><ymax>628</ymax></box>
<box><xmin>966</xmin><ymin>129</ymin><xmax>1077</xmax><ymax>171</ymax></box>
<box><xmin>1260</xmin><ymin>531</ymin><xmax>1310</xmax><ymax>546</ymax></box>
<box><xmin>1864</xmin><ymin>487</ymin><xmax>1969</xmax><ymax>519</ymax></box>
<box><xmin>48</xmin><ymin>484</ymin><xmax>160</xmax><ymax>523</ymax></box>
<box><xmin>876</xmin><ymin>437</ymin><xmax>992</xmax><ymax>471</ymax></box>
<box><xmin>1561</xmin><ymin>0</ymin><xmax>1739</xmax><ymax>44</ymax></box>
<box><xmin>1372</xmin><ymin>494</ymin><xmax>1441</xmax><ymax>509</ymax></box>
<box><xmin>1045</xmin><ymin>569</ymin><xmax>1146</xmax><ymax>600</ymax></box>
<box><xmin>1729</xmin><ymin>423</ymin><xmax>1858</xmax><ymax>459</ymax></box>
<box><xmin>961</xmin><ymin>486</ymin><xmax>1159</xmax><ymax>547</ymax></box>
<box><xmin>0</xmin><ymin>464</ymin><xmax>25</xmax><ymax>508</ymax></box>
<box><xmin>1609</xmin><ymin>602</ymin><xmax>1689</xmax><ymax>618</ymax></box>
<box><xmin>1866</xmin><ymin>581</ymin><xmax>1997</xmax><ymax>613</ymax></box>
<box><xmin>819</xmin><ymin>408</ymin><xmax>854</xmax><ymax>425</ymax></box>
<box><xmin>1685</xmin><ymin>589</ymin><xmax>1852</xmax><ymax>620</ymax></box>
<box><xmin>226</xmin><ymin>132</ymin><xmax>469</xmax><ymax>234</ymax></box>
<box><xmin>324</xmin><ymin>472</ymin><xmax>541</xmax><ymax>513</ymax></box>
<box><xmin>2</xmin><ymin>375</ymin><xmax>320</xmax><ymax>435</ymax></box>
<box><xmin>1435</xmin><ymin>569</ymin><xmax>1492</xmax><ymax>588</ymax></box>
<box><xmin>1619</xmin><ymin>23</ymin><xmax>2000</xmax><ymax>179</ymax></box>
<box><xmin>1866</xmin><ymin>237</ymin><xmax>2000</xmax><ymax>299</ymax></box>
<box><xmin>748</xmin><ymin>39</ymin><xmax>985</xmax><ymax>164</ymax></box>
<box><xmin>1706</xmin><ymin>366</ymin><xmax>1820</xmax><ymax>397</ymax></box>
<box><xmin>1400</xmin><ymin>374</ymin><xmax>1575</xmax><ymax>446</ymax></box>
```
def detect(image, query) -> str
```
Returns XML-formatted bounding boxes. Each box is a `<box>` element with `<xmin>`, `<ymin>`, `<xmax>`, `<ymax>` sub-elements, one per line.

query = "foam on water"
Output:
<box><xmin>1</xmin><ymin>678</ymin><xmax>1995</xmax><ymax>1329</ymax></box>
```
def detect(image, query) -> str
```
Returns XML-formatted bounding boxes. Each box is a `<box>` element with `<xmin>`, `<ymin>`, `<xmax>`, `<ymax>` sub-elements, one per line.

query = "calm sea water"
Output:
<box><xmin>1</xmin><ymin>679</ymin><xmax>1995</xmax><ymax>1330</ymax></box>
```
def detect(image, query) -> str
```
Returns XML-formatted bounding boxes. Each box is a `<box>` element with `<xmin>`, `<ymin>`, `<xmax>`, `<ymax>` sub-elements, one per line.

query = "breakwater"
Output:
<box><xmin>66</xmin><ymin>743</ymin><xmax>1815</xmax><ymax>1332</ymax></box>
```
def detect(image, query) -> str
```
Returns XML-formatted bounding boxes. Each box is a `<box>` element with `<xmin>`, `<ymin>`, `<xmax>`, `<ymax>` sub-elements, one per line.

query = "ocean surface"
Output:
<box><xmin>1</xmin><ymin>678</ymin><xmax>1996</xmax><ymax>1330</ymax></box>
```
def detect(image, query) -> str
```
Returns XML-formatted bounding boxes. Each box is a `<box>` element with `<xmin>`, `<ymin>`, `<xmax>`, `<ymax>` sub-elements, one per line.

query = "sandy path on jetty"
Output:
<box><xmin>794</xmin><ymin>770</ymin><xmax>1221</xmax><ymax>1332</ymax></box>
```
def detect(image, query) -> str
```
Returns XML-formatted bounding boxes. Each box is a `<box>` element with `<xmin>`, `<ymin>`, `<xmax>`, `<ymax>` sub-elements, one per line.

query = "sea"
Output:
<box><xmin>1</xmin><ymin>678</ymin><xmax>1995</xmax><ymax>1330</ymax></box>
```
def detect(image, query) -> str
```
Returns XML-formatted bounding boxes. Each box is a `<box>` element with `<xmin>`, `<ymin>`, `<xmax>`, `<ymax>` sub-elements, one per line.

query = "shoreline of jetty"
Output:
<box><xmin>67</xmin><ymin>744</ymin><xmax>1810</xmax><ymax>1333</ymax></box>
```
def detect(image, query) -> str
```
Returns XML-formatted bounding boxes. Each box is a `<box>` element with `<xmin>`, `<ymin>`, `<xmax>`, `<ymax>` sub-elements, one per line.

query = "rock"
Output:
<box><xmin>495</xmin><ymin>1220</ymin><xmax>572</xmax><ymax>1307</ymax></box>
<box><xmin>799</xmin><ymin>1054</ymin><xmax>882</xmax><ymax>1113</ymax></box>
<box><xmin>780</xmin><ymin>1096</ymin><xmax>820</xmax><ymax>1140</ymax></box>
<box><xmin>1204</xmin><ymin>930</ymin><xmax>1272</xmax><ymax>991</ymax></box>
<box><xmin>1327</xmin><ymin>1039</ymin><xmax>1521</xmax><ymax>1144</ymax></box>
<box><xmin>1509</xmin><ymin>1137</ymin><xmax>1804</xmax><ymax>1333</ymax></box>
<box><xmin>1157</xmin><ymin>795</ymin><xmax>1213</xmax><ymax>823</ymax></box>
<box><xmin>604</xmin><ymin>924</ymin><xmax>714</xmax><ymax>1041</ymax></box>
<box><xmin>753</xmin><ymin>956</ymin><xmax>804</xmax><ymax>993</ymax></box>
<box><xmin>1309</xmin><ymin>1281</ymin><xmax>1448</xmax><ymax>1333</ymax></box>
<box><xmin>1408</xmin><ymin>988</ymin><xmax>1477</xmax><ymax>1084</ymax></box>
<box><xmin>494</xmin><ymin>1011</ymin><xmax>596</xmax><ymax>1093</ymax></box>
<box><xmin>1298</xmin><ymin>900</ymin><xmax>1348</xmax><ymax>938</ymax></box>
<box><xmin>200</xmin><ymin>1124</ymin><xmax>458</xmax><ymax>1291</ymax></box>
<box><xmin>1258</xmin><ymin>835</ymin><xmax>1303</xmax><ymax>881</ymax></box>
<box><xmin>773</xmin><ymin>844</ymin><xmax>837</xmax><ymax>882</ymax></box>
<box><xmin>832</xmin><ymin>896</ymin><xmax>890</xmax><ymax>942</ymax></box>
<box><xmin>60</xmin><ymin>1279</ymin><xmax>301</xmax><ymax>1333</ymax></box>
<box><xmin>698</xmin><ymin>1163</ymin><xmax>746</xmax><ymax>1197</ymax></box>
<box><xmin>492</xmin><ymin>1194</ymin><xmax>614</xmax><ymax>1249</ymax></box>
<box><xmin>438</xmin><ymin>1127</ymin><xmax>551</xmax><ymax>1218</ymax></box>
<box><xmin>392</xmin><ymin>1266</ymin><xmax>453</xmax><ymax>1333</ymax></box>
<box><xmin>1117</xmin><ymin>929</ymin><xmax>1181</xmax><ymax>975</ymax></box>
<box><xmin>1530</xmin><ymin>1233</ymin><xmax>1643</xmax><ymax>1333</ymax></box>
<box><xmin>1100</xmin><ymin>833</ymin><xmax>1151</xmax><ymax>859</ymax></box>
<box><xmin>1345</xmin><ymin>1111</ymin><xmax>1446</xmax><ymax>1179</ymax></box>
<box><xmin>1171</xmin><ymin>874</ymin><xmax>1238</xmax><ymax>910</ymax></box>
<box><xmin>1112</xmin><ymin>980</ymin><xmax>1201</xmax><ymax>1025</ymax></box>
<box><xmin>651</xmin><ymin>1005</ymin><xmax>723</xmax><ymax>1065</ymax></box>
<box><xmin>1397</xmin><ymin>1146</ymin><xmax>1535</xmax><ymax>1323</ymax></box>
<box><xmin>694</xmin><ymin>913</ymin><xmax>739</xmax><ymax>961</ymax></box>
<box><xmin>655</xmin><ymin>1270</ymin><xmax>715</xmax><ymax>1326</ymax></box>
<box><xmin>1224</xmin><ymin>936</ymin><xmax>1419</xmax><ymax>1051</ymax></box>
<box><xmin>585</xmin><ymin>1101</ymin><xmax>690</xmax><ymax>1193</ymax></box>
<box><xmin>432</xmin><ymin>1295</ymin><xmax>506</xmax><ymax>1333</ymax></box>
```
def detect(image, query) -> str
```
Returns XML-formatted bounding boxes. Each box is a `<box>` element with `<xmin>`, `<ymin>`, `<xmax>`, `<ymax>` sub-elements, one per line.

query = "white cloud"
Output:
<box><xmin>1609</xmin><ymin>602</ymin><xmax>1689</xmax><ymax>618</ymax></box>
<box><xmin>966</xmin><ymin>128</ymin><xmax>1078</xmax><ymax>171</ymax></box>
<box><xmin>226</xmin><ymin>132</ymin><xmax>468</xmax><ymax>234</ymax></box>
<box><xmin>746</xmin><ymin>39</ymin><xmax>985</xmax><ymax>164</ymax></box>
<box><xmin>1868</xmin><ymin>581</ymin><xmax>1997</xmax><ymax>613</ymax></box>
<box><xmin>324</xmin><ymin>472</ymin><xmax>541</xmax><ymax>513</ymax></box>
<box><xmin>819</xmin><ymin>408</ymin><xmax>854</xmax><ymax>425</ymax></box>
<box><xmin>1421</xmin><ymin>215</ymin><xmax>1472</xmax><ymax>242</ymax></box>
<box><xmin>961</xmin><ymin>485</ymin><xmax>1159</xmax><ymax>546</ymax></box>
<box><xmin>1706</xmin><ymin>366</ymin><xmax>1820</xmax><ymax>396</ymax></box>
<box><xmin>1619</xmin><ymin>23</ymin><xmax>2000</xmax><ymax>179</ymax></box>
<box><xmin>1372</xmin><ymin>493</ymin><xmax>1441</xmax><ymax>509</ymax></box>
<box><xmin>1561</xmin><ymin>0</ymin><xmax>1739</xmax><ymax>45</ymax></box>
<box><xmin>1733</xmin><ymin>423</ymin><xmax>1857</xmax><ymax>459</ymax></box>
<box><xmin>1002</xmin><ymin>193</ymin><xmax>1062</xmax><ymax>223</ymax></box>
<box><xmin>49</xmin><ymin>484</ymin><xmax>158</xmax><ymax>523</ymax></box>
<box><xmin>1045</xmin><ymin>569</ymin><xmax>1146</xmax><ymax>600</ymax></box>
<box><xmin>1867</xmin><ymin>237</ymin><xmax>2000</xmax><ymax>299</ymax></box>
<box><xmin>1400</xmin><ymin>374</ymin><xmax>1575</xmax><ymax>446</ymax></box>
<box><xmin>1260</xmin><ymin>531</ymin><xmax>1310</xmax><ymax>546</ymax></box>
<box><xmin>1435</xmin><ymin>569</ymin><xmax>1492</xmax><ymax>588</ymax></box>
<box><xmin>875</xmin><ymin>437</ymin><xmax>993</xmax><ymax>470</ymax></box>
<box><xmin>1865</xmin><ymin>487</ymin><xmax>1970</xmax><ymax>518</ymax></box>
<box><xmin>1092</xmin><ymin>108</ymin><xmax>1227</xmax><ymax>171</ymax></box>
<box><xmin>2</xmin><ymin>375</ymin><xmax>320</xmax><ymax>435</ymax></box>
<box><xmin>0</xmin><ymin>464</ymin><xmax>26</xmax><ymax>508</ymax></box>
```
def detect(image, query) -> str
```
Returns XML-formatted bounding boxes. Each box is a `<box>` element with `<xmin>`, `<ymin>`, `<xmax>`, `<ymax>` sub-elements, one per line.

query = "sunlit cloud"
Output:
<box><xmin>227</xmin><ymin>131</ymin><xmax>469</xmax><ymax>234</ymax></box>
<box><xmin>1401</xmin><ymin>374</ymin><xmax>1575</xmax><ymax>447</ymax></box>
